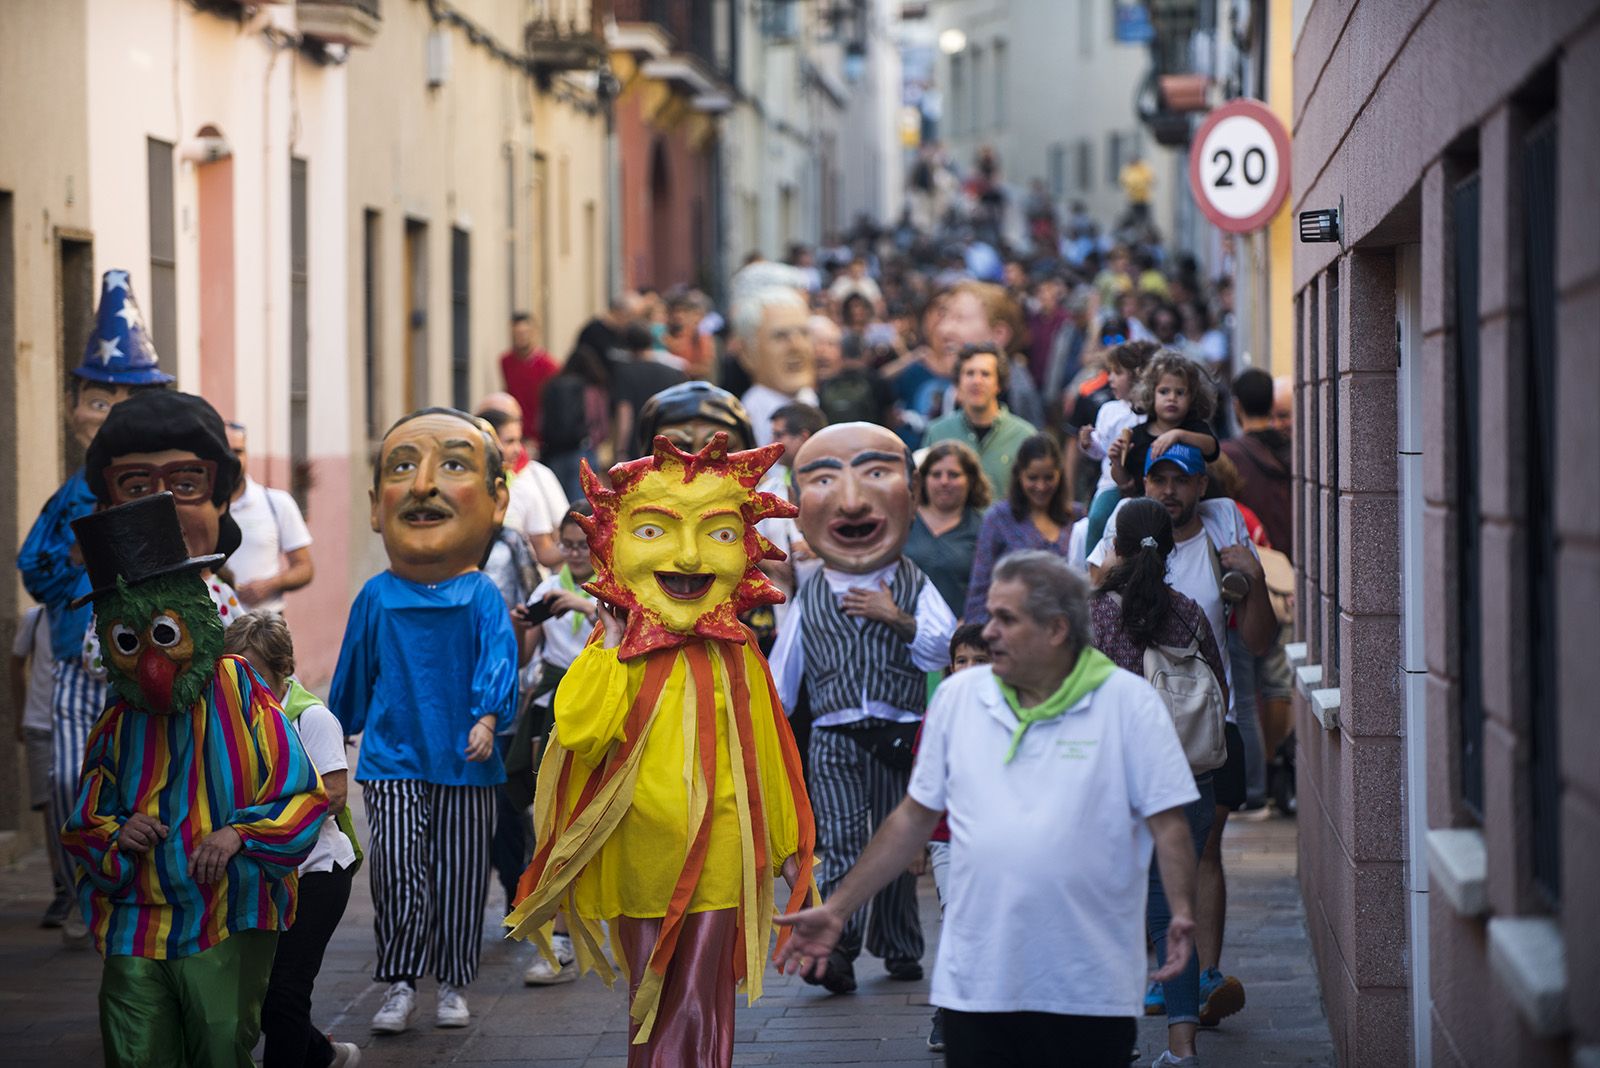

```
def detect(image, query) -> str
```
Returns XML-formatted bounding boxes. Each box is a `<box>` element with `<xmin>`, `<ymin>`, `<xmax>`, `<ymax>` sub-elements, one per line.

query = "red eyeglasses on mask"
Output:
<box><xmin>103</xmin><ymin>460</ymin><xmax>219</xmax><ymax>506</ymax></box>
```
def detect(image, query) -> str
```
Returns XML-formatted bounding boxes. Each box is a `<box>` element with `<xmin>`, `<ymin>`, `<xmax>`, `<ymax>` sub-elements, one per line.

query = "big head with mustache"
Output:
<box><xmin>793</xmin><ymin>422</ymin><xmax>915</xmax><ymax>575</ymax></box>
<box><xmin>372</xmin><ymin>407</ymin><xmax>509</xmax><ymax>585</ymax></box>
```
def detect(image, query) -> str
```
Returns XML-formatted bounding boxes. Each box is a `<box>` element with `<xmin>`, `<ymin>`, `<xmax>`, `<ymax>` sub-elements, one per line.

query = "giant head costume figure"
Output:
<box><xmin>576</xmin><ymin>433</ymin><xmax>798</xmax><ymax>660</ymax></box>
<box><xmin>730</xmin><ymin>263</ymin><xmax>815</xmax><ymax>399</ymax></box>
<box><xmin>71</xmin><ymin>494</ymin><xmax>225</xmax><ymax>715</ymax></box>
<box><xmin>792</xmin><ymin>422</ymin><xmax>915</xmax><ymax>575</ymax></box>
<box><xmin>86</xmin><ymin>390</ymin><xmax>242</xmax><ymax>563</ymax></box>
<box><xmin>370</xmin><ymin>407</ymin><xmax>510</xmax><ymax>585</ymax></box>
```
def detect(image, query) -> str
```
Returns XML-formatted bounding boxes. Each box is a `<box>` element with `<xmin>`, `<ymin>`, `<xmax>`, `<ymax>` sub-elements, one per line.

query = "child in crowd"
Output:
<box><xmin>224</xmin><ymin>613</ymin><xmax>363</xmax><ymax>1068</ymax></box>
<box><xmin>1079</xmin><ymin>340</ymin><xmax>1159</xmax><ymax>549</ymax></box>
<box><xmin>11</xmin><ymin>603</ymin><xmax>73</xmax><ymax>926</ymax></box>
<box><xmin>1109</xmin><ymin>350</ymin><xmax>1220</xmax><ymax>499</ymax></box>
<box><xmin>511</xmin><ymin>501</ymin><xmax>598</xmax><ymax>986</ymax></box>
<box><xmin>920</xmin><ymin>623</ymin><xmax>992</xmax><ymax>1053</ymax></box>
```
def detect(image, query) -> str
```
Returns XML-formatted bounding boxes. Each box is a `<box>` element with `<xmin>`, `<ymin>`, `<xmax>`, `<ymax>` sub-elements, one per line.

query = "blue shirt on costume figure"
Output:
<box><xmin>329</xmin><ymin>570</ymin><xmax>517</xmax><ymax>788</ymax></box>
<box><xmin>17</xmin><ymin>468</ymin><xmax>97</xmax><ymax>659</ymax></box>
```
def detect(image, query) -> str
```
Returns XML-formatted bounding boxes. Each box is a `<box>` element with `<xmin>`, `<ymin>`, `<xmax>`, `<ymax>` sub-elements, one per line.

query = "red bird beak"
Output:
<box><xmin>137</xmin><ymin>647</ymin><xmax>178</xmax><ymax>713</ymax></box>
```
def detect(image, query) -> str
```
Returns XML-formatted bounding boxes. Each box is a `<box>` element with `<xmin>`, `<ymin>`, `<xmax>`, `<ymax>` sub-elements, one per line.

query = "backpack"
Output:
<box><xmin>1111</xmin><ymin>593</ymin><xmax>1228</xmax><ymax>773</ymax></box>
<box><xmin>1143</xmin><ymin>636</ymin><xmax>1229</xmax><ymax>774</ymax></box>
<box><xmin>539</xmin><ymin>373</ymin><xmax>593</xmax><ymax>452</ymax></box>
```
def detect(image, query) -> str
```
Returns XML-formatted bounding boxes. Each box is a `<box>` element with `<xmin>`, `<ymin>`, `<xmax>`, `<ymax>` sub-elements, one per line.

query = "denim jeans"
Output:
<box><xmin>1147</xmin><ymin>774</ymin><xmax>1215</xmax><ymax>1025</ymax></box>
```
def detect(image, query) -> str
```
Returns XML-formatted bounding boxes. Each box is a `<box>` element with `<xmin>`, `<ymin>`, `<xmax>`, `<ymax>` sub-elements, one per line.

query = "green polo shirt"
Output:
<box><xmin>922</xmin><ymin>406</ymin><xmax>1038</xmax><ymax>498</ymax></box>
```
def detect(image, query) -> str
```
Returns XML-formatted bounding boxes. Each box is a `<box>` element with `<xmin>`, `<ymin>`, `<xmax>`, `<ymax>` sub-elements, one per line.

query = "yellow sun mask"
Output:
<box><xmin>578</xmin><ymin>433</ymin><xmax>797</xmax><ymax>660</ymax></box>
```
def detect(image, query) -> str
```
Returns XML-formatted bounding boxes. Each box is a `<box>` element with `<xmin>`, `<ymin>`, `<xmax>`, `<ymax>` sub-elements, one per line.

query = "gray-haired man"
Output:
<box><xmin>778</xmin><ymin>551</ymin><xmax>1200</xmax><ymax>1068</ymax></box>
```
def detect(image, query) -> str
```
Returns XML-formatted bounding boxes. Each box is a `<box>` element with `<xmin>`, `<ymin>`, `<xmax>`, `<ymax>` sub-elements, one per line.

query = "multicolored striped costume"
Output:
<box><xmin>61</xmin><ymin>654</ymin><xmax>328</xmax><ymax>960</ymax></box>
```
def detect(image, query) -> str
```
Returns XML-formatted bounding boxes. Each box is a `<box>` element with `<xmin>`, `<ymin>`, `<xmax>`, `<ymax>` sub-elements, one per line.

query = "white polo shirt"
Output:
<box><xmin>908</xmin><ymin>664</ymin><xmax>1197</xmax><ymax>1017</ymax></box>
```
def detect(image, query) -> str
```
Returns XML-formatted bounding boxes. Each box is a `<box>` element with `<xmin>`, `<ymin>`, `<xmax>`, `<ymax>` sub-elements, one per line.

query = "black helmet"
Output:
<box><xmin>634</xmin><ymin>381</ymin><xmax>753</xmax><ymax>456</ymax></box>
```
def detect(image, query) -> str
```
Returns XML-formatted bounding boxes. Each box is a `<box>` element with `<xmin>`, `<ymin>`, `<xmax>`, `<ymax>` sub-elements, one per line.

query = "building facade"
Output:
<box><xmin>927</xmin><ymin>0</ymin><xmax>1176</xmax><ymax>245</ymax></box>
<box><xmin>1289</xmin><ymin>0</ymin><xmax>1600</xmax><ymax>1063</ymax></box>
<box><xmin>0</xmin><ymin>0</ymin><xmax>367</xmax><ymax>857</ymax></box>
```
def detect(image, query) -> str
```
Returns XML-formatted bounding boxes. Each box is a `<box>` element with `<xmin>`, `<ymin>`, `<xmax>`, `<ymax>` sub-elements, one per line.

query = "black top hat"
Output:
<box><xmin>69</xmin><ymin>493</ymin><xmax>225</xmax><ymax>609</ymax></box>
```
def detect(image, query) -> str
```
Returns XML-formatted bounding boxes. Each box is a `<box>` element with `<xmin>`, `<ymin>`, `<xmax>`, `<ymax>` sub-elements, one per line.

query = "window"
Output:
<box><xmin>1049</xmin><ymin>144</ymin><xmax>1067</xmax><ymax>199</ymax></box>
<box><xmin>558</xmin><ymin>157</ymin><xmax>571</xmax><ymax>257</ymax></box>
<box><xmin>147</xmin><ymin>138</ymin><xmax>177</xmax><ymax>366</ymax></box>
<box><xmin>970</xmin><ymin>46</ymin><xmax>984</xmax><ymax>133</ymax></box>
<box><xmin>1523</xmin><ymin>115</ymin><xmax>1558</xmax><ymax>902</ymax></box>
<box><xmin>1324</xmin><ymin>265</ymin><xmax>1340</xmax><ymax>686</ymax></box>
<box><xmin>1295</xmin><ymin>294</ymin><xmax>1306</xmax><ymax>577</ymax></box>
<box><xmin>1453</xmin><ymin>171</ymin><xmax>1484</xmax><ymax>818</ymax></box>
<box><xmin>363</xmin><ymin>209</ymin><xmax>381</xmax><ymax>439</ymax></box>
<box><xmin>450</xmin><ymin>227</ymin><xmax>470</xmax><ymax>411</ymax></box>
<box><xmin>1076</xmin><ymin>139</ymin><xmax>1094</xmax><ymax>192</ymax></box>
<box><xmin>1079</xmin><ymin>0</ymin><xmax>1094</xmax><ymax>57</ymax></box>
<box><xmin>1307</xmin><ymin>283</ymin><xmax>1322</xmax><ymax>660</ymax></box>
<box><xmin>949</xmin><ymin>54</ymin><xmax>964</xmax><ymax>135</ymax></box>
<box><xmin>1107</xmin><ymin>131</ymin><xmax>1125</xmax><ymax>185</ymax></box>
<box><xmin>404</xmin><ymin>218</ymin><xmax>429</xmax><ymax>410</ymax></box>
<box><xmin>992</xmin><ymin>39</ymin><xmax>1007</xmax><ymax>126</ymax></box>
<box><xmin>288</xmin><ymin>158</ymin><xmax>309</xmax><ymax>512</ymax></box>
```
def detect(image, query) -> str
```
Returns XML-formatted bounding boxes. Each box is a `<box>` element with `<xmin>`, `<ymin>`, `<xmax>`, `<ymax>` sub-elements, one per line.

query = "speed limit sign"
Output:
<box><xmin>1188</xmin><ymin>99</ymin><xmax>1291</xmax><ymax>233</ymax></box>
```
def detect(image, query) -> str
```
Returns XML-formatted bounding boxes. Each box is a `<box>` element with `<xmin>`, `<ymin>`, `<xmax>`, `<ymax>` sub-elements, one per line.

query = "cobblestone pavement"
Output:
<box><xmin>0</xmin><ymin>793</ymin><xmax>1333</xmax><ymax>1066</ymax></box>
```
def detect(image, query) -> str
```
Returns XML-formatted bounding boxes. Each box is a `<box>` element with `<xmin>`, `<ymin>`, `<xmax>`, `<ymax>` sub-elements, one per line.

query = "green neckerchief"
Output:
<box><xmin>558</xmin><ymin>565</ymin><xmax>593</xmax><ymax>635</ymax></box>
<box><xmin>282</xmin><ymin>679</ymin><xmax>364</xmax><ymax>871</ymax></box>
<box><xmin>995</xmin><ymin>648</ymin><xmax>1117</xmax><ymax>763</ymax></box>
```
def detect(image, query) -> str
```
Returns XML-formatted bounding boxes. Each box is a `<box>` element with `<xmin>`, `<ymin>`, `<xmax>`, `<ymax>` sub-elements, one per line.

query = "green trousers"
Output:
<box><xmin>99</xmin><ymin>929</ymin><xmax>278</xmax><ymax>1068</ymax></box>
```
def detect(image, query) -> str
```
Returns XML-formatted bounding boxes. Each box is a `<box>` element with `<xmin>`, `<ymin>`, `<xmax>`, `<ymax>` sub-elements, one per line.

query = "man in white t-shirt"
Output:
<box><xmin>475</xmin><ymin>404</ymin><xmax>569</xmax><ymax>570</ymax></box>
<box><xmin>1086</xmin><ymin>442</ymin><xmax>1275</xmax><ymax>1031</ymax></box>
<box><xmin>12</xmin><ymin>604</ymin><xmax>74</xmax><ymax>927</ymax></box>
<box><xmin>776</xmin><ymin>551</ymin><xmax>1199</xmax><ymax>1067</ymax></box>
<box><xmin>225</xmin><ymin>424</ymin><xmax>315</xmax><ymax>614</ymax></box>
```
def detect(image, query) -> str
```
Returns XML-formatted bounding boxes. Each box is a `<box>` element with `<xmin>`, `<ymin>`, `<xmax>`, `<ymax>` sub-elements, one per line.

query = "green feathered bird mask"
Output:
<box><xmin>96</xmin><ymin>573</ymin><xmax>225</xmax><ymax>716</ymax></box>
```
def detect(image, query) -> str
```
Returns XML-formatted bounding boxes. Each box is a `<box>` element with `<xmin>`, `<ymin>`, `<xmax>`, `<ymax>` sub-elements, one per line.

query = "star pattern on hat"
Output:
<box><xmin>104</xmin><ymin>271</ymin><xmax>130</xmax><ymax>293</ymax></box>
<box><xmin>115</xmin><ymin>302</ymin><xmax>142</xmax><ymax>329</ymax></box>
<box><xmin>93</xmin><ymin>337</ymin><xmax>124</xmax><ymax>364</ymax></box>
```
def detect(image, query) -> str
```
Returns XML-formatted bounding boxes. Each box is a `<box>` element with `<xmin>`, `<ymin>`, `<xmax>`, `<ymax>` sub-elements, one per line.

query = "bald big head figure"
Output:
<box><xmin>793</xmin><ymin>422</ymin><xmax>914</xmax><ymax>575</ymax></box>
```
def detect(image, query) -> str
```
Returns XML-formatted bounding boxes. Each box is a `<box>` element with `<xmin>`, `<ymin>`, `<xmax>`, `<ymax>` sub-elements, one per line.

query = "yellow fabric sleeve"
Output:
<box><xmin>552</xmin><ymin>643</ymin><xmax>632</xmax><ymax>768</ymax></box>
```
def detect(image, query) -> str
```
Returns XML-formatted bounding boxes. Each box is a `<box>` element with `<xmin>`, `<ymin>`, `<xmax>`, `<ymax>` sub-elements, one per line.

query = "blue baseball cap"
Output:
<box><xmin>1145</xmin><ymin>441</ymin><xmax>1206</xmax><ymax>476</ymax></box>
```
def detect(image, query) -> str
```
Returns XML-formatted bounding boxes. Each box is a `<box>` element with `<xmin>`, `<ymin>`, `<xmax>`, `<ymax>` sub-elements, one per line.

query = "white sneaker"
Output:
<box><xmin>62</xmin><ymin>908</ymin><xmax>90</xmax><ymax>949</ymax></box>
<box><xmin>436</xmin><ymin>983</ymin><xmax>470</xmax><ymax>1028</ymax></box>
<box><xmin>523</xmin><ymin>933</ymin><xmax>578</xmax><ymax>986</ymax></box>
<box><xmin>370</xmin><ymin>982</ymin><xmax>416</xmax><ymax>1034</ymax></box>
<box><xmin>329</xmin><ymin>1041</ymin><xmax>362</xmax><ymax>1067</ymax></box>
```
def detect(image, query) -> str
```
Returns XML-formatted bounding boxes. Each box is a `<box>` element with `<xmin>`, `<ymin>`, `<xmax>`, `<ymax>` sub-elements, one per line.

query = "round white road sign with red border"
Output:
<box><xmin>1188</xmin><ymin>98</ymin><xmax>1291</xmax><ymax>233</ymax></box>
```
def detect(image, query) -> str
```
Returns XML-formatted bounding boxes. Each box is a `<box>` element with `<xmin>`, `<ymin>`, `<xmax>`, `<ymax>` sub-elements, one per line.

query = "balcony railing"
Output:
<box><xmin>526</xmin><ymin>0</ymin><xmax>605</xmax><ymax>74</ymax></box>
<box><xmin>299</xmin><ymin>0</ymin><xmax>381</xmax><ymax>48</ymax></box>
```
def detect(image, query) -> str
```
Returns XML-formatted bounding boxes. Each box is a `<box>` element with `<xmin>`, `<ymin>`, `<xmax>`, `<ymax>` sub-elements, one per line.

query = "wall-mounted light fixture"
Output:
<box><xmin>938</xmin><ymin>28</ymin><xmax>967</xmax><ymax>55</ymax></box>
<box><xmin>1299</xmin><ymin>198</ymin><xmax>1343</xmax><ymax>245</ymax></box>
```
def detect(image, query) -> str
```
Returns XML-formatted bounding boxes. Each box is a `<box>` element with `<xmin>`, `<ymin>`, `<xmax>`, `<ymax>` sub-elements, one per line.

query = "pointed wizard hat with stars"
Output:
<box><xmin>75</xmin><ymin>269</ymin><xmax>174</xmax><ymax>385</ymax></box>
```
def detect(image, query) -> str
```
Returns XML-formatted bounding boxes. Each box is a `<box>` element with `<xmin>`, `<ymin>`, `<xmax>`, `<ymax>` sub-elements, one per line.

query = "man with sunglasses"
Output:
<box><xmin>225</xmin><ymin>421</ymin><xmax>315</xmax><ymax>615</ymax></box>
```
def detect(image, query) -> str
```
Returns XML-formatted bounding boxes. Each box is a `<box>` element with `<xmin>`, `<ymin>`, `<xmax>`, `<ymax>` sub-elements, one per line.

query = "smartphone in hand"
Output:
<box><xmin>522</xmin><ymin>594</ymin><xmax>557</xmax><ymax>626</ymax></box>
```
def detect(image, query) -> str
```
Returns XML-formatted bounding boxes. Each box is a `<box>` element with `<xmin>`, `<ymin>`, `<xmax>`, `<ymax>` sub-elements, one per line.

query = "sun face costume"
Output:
<box><xmin>505</xmin><ymin>433</ymin><xmax>815</xmax><ymax>1064</ymax></box>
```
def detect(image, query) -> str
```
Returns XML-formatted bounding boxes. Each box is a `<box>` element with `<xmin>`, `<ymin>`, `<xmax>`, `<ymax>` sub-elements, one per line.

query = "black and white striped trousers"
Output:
<box><xmin>362</xmin><ymin>779</ymin><xmax>496</xmax><ymax>988</ymax></box>
<box><xmin>809</xmin><ymin>725</ymin><xmax>926</xmax><ymax>964</ymax></box>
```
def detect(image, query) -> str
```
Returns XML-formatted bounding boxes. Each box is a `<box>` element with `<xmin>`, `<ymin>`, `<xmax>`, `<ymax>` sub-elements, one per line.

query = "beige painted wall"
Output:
<box><xmin>2</xmin><ymin>0</ymin><xmax>92</xmax><ymax>545</ymax></box>
<box><xmin>344</xmin><ymin>0</ymin><xmax>608</xmax><ymax>592</ymax></box>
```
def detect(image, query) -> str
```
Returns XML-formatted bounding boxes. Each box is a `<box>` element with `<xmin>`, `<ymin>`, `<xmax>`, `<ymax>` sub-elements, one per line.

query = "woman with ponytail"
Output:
<box><xmin>1089</xmin><ymin>497</ymin><xmax>1227</xmax><ymax>1068</ymax></box>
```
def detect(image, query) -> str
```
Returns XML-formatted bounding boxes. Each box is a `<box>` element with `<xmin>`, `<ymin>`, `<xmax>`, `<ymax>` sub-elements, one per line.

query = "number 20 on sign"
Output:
<box><xmin>1187</xmin><ymin>98</ymin><xmax>1292</xmax><ymax>234</ymax></box>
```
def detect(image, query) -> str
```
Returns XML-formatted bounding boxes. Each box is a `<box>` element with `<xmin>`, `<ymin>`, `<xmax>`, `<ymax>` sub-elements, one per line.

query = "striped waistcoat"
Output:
<box><xmin>798</xmin><ymin>558</ymin><xmax>929</xmax><ymax>718</ymax></box>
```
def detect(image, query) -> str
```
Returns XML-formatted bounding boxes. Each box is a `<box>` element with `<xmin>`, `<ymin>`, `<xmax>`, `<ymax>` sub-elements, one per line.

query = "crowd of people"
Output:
<box><xmin>10</xmin><ymin>146</ymin><xmax>1299</xmax><ymax>1068</ymax></box>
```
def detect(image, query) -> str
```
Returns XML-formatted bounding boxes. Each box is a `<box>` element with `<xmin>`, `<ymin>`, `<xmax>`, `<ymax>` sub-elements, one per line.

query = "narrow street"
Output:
<box><xmin>0</xmin><ymin>793</ymin><xmax>1332</xmax><ymax>1066</ymax></box>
